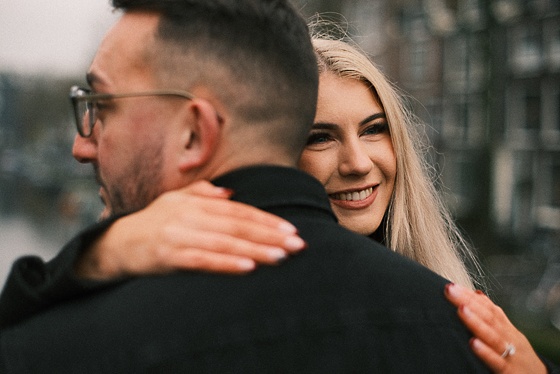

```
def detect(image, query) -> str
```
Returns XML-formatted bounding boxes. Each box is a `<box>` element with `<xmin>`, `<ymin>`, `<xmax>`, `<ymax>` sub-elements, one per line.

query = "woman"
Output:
<box><xmin>305</xmin><ymin>38</ymin><xmax>550</xmax><ymax>372</ymax></box>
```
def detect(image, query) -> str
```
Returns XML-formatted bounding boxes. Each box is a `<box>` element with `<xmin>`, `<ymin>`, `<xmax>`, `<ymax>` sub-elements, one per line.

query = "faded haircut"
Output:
<box><xmin>112</xmin><ymin>0</ymin><xmax>319</xmax><ymax>156</ymax></box>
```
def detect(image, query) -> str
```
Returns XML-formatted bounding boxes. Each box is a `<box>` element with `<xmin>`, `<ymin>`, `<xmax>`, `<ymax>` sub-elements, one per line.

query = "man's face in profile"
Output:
<box><xmin>72</xmin><ymin>12</ymin><xmax>179</xmax><ymax>217</ymax></box>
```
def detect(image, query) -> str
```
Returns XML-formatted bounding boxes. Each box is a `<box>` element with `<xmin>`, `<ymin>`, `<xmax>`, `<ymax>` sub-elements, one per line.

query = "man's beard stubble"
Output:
<box><xmin>94</xmin><ymin>144</ymin><xmax>164</xmax><ymax>219</ymax></box>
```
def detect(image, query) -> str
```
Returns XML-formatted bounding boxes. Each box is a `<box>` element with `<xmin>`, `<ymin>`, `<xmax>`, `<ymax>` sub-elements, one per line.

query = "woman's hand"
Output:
<box><xmin>445</xmin><ymin>283</ymin><xmax>547</xmax><ymax>374</ymax></box>
<box><xmin>75</xmin><ymin>181</ymin><xmax>306</xmax><ymax>280</ymax></box>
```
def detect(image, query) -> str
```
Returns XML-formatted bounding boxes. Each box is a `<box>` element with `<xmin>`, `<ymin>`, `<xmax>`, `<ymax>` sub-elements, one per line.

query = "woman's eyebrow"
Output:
<box><xmin>359</xmin><ymin>113</ymin><xmax>386</xmax><ymax>126</ymax></box>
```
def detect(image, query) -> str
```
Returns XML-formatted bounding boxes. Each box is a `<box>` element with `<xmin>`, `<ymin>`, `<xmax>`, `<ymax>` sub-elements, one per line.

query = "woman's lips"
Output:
<box><xmin>328</xmin><ymin>185</ymin><xmax>378</xmax><ymax>210</ymax></box>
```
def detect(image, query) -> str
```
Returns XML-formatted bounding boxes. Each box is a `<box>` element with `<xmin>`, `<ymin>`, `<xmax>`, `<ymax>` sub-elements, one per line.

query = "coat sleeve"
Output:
<box><xmin>0</xmin><ymin>216</ymin><xmax>124</xmax><ymax>329</ymax></box>
<box><xmin>540</xmin><ymin>354</ymin><xmax>560</xmax><ymax>374</ymax></box>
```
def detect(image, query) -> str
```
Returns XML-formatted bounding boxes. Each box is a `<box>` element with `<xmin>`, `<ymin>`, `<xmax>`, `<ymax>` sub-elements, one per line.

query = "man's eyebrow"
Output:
<box><xmin>310</xmin><ymin>122</ymin><xmax>338</xmax><ymax>130</ymax></box>
<box><xmin>85</xmin><ymin>72</ymin><xmax>101</xmax><ymax>88</ymax></box>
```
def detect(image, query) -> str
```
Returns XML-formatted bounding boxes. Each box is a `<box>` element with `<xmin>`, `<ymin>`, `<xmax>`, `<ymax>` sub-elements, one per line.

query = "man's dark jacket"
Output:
<box><xmin>0</xmin><ymin>166</ymin><xmax>489</xmax><ymax>373</ymax></box>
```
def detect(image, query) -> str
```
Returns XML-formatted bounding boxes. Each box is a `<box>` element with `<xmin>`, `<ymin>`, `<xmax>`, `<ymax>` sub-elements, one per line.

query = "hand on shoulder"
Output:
<box><xmin>445</xmin><ymin>283</ymin><xmax>547</xmax><ymax>373</ymax></box>
<box><xmin>75</xmin><ymin>180</ymin><xmax>306</xmax><ymax>280</ymax></box>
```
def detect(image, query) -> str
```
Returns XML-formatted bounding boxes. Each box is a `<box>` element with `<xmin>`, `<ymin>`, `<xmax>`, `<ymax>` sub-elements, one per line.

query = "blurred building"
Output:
<box><xmin>0</xmin><ymin>73</ymin><xmax>101</xmax><ymax>226</ymax></box>
<box><xmin>397</xmin><ymin>0</ymin><xmax>560</xmax><ymax>257</ymax></box>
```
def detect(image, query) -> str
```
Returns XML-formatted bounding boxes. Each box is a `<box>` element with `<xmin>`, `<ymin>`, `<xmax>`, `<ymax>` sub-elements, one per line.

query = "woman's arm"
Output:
<box><xmin>445</xmin><ymin>283</ymin><xmax>548</xmax><ymax>373</ymax></box>
<box><xmin>76</xmin><ymin>180</ymin><xmax>306</xmax><ymax>279</ymax></box>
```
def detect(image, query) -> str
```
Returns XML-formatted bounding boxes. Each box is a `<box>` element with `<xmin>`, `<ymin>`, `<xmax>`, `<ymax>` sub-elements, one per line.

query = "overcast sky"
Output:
<box><xmin>0</xmin><ymin>1</ymin><xmax>119</xmax><ymax>77</ymax></box>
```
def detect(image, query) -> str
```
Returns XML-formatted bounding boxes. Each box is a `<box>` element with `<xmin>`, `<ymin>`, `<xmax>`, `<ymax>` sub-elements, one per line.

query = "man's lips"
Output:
<box><xmin>98</xmin><ymin>187</ymin><xmax>111</xmax><ymax>220</ymax></box>
<box><xmin>328</xmin><ymin>185</ymin><xmax>379</xmax><ymax>209</ymax></box>
<box><xmin>98</xmin><ymin>187</ymin><xmax>108</xmax><ymax>205</ymax></box>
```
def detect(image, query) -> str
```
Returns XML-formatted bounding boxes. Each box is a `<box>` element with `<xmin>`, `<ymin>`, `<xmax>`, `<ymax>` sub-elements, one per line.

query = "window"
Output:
<box><xmin>440</xmin><ymin>150</ymin><xmax>482</xmax><ymax>217</ymax></box>
<box><xmin>458</xmin><ymin>0</ymin><xmax>484</xmax><ymax>28</ymax></box>
<box><xmin>511</xmin><ymin>151</ymin><xmax>535</xmax><ymax>236</ymax></box>
<box><xmin>505</xmin><ymin>80</ymin><xmax>542</xmax><ymax>139</ymax></box>
<box><xmin>525</xmin><ymin>92</ymin><xmax>541</xmax><ymax>131</ymax></box>
<box><xmin>535</xmin><ymin>153</ymin><xmax>560</xmax><ymax>230</ymax></box>
<box><xmin>443</xmin><ymin>97</ymin><xmax>468</xmax><ymax>141</ymax></box>
<box><xmin>410</xmin><ymin>43</ymin><xmax>429</xmax><ymax>82</ymax></box>
<box><xmin>557</xmin><ymin>91</ymin><xmax>560</xmax><ymax>132</ymax></box>
<box><xmin>544</xmin><ymin>19</ymin><xmax>560</xmax><ymax>70</ymax></box>
<box><xmin>510</xmin><ymin>24</ymin><xmax>542</xmax><ymax>74</ymax></box>
<box><xmin>442</xmin><ymin>94</ymin><xmax>484</xmax><ymax>144</ymax></box>
<box><xmin>445</xmin><ymin>36</ymin><xmax>468</xmax><ymax>90</ymax></box>
<box><xmin>552</xmin><ymin>158</ymin><xmax>560</xmax><ymax>207</ymax></box>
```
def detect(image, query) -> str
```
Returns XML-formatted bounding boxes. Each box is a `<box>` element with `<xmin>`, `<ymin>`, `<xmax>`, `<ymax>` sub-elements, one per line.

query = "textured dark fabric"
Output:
<box><xmin>541</xmin><ymin>354</ymin><xmax>560</xmax><ymax>374</ymax></box>
<box><xmin>0</xmin><ymin>166</ymin><xmax>490</xmax><ymax>373</ymax></box>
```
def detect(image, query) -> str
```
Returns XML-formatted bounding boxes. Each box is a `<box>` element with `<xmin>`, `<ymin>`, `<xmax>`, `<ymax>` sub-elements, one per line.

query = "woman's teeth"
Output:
<box><xmin>330</xmin><ymin>187</ymin><xmax>373</xmax><ymax>201</ymax></box>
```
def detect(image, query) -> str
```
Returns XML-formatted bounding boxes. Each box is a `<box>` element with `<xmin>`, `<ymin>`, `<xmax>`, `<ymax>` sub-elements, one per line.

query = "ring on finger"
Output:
<box><xmin>501</xmin><ymin>343</ymin><xmax>516</xmax><ymax>358</ymax></box>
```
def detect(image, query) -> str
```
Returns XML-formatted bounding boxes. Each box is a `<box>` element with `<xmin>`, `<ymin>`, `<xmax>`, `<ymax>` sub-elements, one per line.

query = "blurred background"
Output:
<box><xmin>1</xmin><ymin>0</ymin><xmax>559</xmax><ymax>363</ymax></box>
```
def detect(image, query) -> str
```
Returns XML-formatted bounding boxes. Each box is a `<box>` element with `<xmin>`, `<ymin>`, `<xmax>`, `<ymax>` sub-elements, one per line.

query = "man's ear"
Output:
<box><xmin>178</xmin><ymin>99</ymin><xmax>221</xmax><ymax>172</ymax></box>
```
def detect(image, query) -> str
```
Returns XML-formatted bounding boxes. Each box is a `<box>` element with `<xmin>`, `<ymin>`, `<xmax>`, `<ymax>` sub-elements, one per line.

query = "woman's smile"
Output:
<box><xmin>328</xmin><ymin>185</ymin><xmax>378</xmax><ymax>210</ymax></box>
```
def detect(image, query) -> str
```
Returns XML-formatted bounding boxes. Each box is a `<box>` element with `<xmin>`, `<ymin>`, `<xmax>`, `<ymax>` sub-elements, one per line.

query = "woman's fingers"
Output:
<box><xmin>469</xmin><ymin>337</ymin><xmax>507</xmax><ymax>372</ymax></box>
<box><xmin>445</xmin><ymin>283</ymin><xmax>548</xmax><ymax>374</ymax></box>
<box><xmin>159</xmin><ymin>223</ymin><xmax>305</xmax><ymax>266</ymax></box>
<box><xmin>183</xmin><ymin>206</ymin><xmax>305</xmax><ymax>253</ymax></box>
<box><xmin>165</xmin><ymin>249</ymin><xmax>258</xmax><ymax>274</ymax></box>
<box><xmin>150</xmin><ymin>192</ymin><xmax>306</xmax><ymax>257</ymax></box>
<box><xmin>78</xmin><ymin>185</ymin><xmax>307</xmax><ymax>279</ymax></box>
<box><xmin>162</xmin><ymin>186</ymin><xmax>300</xmax><ymax>238</ymax></box>
<box><xmin>457</xmin><ymin>303</ymin><xmax>506</xmax><ymax>354</ymax></box>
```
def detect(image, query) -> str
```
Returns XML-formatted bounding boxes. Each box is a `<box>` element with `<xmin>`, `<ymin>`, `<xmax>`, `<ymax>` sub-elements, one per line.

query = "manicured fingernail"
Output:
<box><xmin>284</xmin><ymin>236</ymin><xmax>306</xmax><ymax>251</ymax></box>
<box><xmin>461</xmin><ymin>305</ymin><xmax>473</xmax><ymax>318</ymax></box>
<box><xmin>267</xmin><ymin>248</ymin><xmax>288</xmax><ymax>261</ymax></box>
<box><xmin>278</xmin><ymin>221</ymin><xmax>298</xmax><ymax>233</ymax></box>
<box><xmin>470</xmin><ymin>338</ymin><xmax>482</xmax><ymax>351</ymax></box>
<box><xmin>445</xmin><ymin>283</ymin><xmax>457</xmax><ymax>297</ymax></box>
<box><xmin>237</xmin><ymin>259</ymin><xmax>255</xmax><ymax>271</ymax></box>
<box><xmin>445</xmin><ymin>283</ymin><xmax>464</xmax><ymax>299</ymax></box>
<box><xmin>216</xmin><ymin>187</ymin><xmax>234</xmax><ymax>197</ymax></box>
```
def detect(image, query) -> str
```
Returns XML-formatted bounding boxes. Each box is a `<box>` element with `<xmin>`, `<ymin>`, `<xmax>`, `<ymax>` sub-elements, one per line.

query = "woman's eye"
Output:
<box><xmin>362</xmin><ymin>122</ymin><xmax>389</xmax><ymax>136</ymax></box>
<box><xmin>306</xmin><ymin>132</ymin><xmax>332</xmax><ymax>146</ymax></box>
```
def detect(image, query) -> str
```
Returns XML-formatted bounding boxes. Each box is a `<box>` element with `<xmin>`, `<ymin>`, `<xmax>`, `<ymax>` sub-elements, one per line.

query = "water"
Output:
<box><xmin>0</xmin><ymin>215</ymin><xmax>77</xmax><ymax>288</ymax></box>
<box><xmin>0</xmin><ymin>172</ymin><xmax>102</xmax><ymax>288</ymax></box>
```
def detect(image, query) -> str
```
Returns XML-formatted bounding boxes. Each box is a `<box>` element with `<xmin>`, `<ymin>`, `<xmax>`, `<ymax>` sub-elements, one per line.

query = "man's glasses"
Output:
<box><xmin>69</xmin><ymin>85</ymin><xmax>195</xmax><ymax>137</ymax></box>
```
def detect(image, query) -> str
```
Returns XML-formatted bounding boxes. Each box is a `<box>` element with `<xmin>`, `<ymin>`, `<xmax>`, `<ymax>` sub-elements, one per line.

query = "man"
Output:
<box><xmin>0</xmin><ymin>0</ymin><xmax>488</xmax><ymax>372</ymax></box>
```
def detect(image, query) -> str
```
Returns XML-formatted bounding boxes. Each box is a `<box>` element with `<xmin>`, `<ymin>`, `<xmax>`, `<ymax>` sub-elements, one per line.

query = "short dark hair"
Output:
<box><xmin>112</xmin><ymin>0</ymin><xmax>318</xmax><ymax>156</ymax></box>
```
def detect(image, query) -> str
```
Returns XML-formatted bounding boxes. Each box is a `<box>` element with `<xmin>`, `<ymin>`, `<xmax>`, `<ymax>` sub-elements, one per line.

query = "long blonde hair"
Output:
<box><xmin>313</xmin><ymin>38</ymin><xmax>481</xmax><ymax>289</ymax></box>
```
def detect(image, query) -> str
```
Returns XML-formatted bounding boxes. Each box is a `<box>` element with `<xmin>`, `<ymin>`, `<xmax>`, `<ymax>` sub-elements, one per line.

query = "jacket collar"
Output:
<box><xmin>212</xmin><ymin>165</ymin><xmax>336</xmax><ymax>221</ymax></box>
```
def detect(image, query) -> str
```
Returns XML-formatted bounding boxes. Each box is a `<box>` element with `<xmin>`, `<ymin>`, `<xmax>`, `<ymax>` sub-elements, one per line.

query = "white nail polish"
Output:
<box><xmin>268</xmin><ymin>248</ymin><xmax>288</xmax><ymax>261</ymax></box>
<box><xmin>284</xmin><ymin>236</ymin><xmax>305</xmax><ymax>251</ymax></box>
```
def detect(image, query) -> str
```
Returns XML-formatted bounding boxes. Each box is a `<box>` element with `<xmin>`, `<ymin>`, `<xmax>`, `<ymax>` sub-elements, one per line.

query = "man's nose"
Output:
<box><xmin>72</xmin><ymin>133</ymin><xmax>97</xmax><ymax>163</ymax></box>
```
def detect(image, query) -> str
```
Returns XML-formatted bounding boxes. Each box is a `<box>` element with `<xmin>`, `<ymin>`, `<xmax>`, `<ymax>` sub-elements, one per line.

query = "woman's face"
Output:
<box><xmin>298</xmin><ymin>73</ymin><xmax>397</xmax><ymax>235</ymax></box>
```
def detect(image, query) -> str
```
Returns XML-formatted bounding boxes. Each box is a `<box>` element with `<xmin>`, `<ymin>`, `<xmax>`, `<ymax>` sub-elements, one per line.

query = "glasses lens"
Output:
<box><xmin>74</xmin><ymin>98</ymin><xmax>94</xmax><ymax>137</ymax></box>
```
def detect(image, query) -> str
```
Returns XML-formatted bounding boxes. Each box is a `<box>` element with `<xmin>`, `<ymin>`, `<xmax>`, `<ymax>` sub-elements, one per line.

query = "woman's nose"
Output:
<box><xmin>338</xmin><ymin>139</ymin><xmax>373</xmax><ymax>177</ymax></box>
